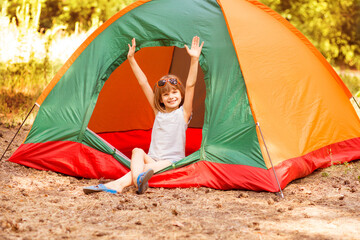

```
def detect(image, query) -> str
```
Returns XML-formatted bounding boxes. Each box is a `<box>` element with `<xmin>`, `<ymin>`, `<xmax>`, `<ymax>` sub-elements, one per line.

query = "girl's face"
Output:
<box><xmin>161</xmin><ymin>87</ymin><xmax>182</xmax><ymax>112</ymax></box>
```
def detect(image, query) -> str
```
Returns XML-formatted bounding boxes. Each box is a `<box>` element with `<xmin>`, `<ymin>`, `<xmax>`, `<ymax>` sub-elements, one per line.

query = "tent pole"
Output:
<box><xmin>352</xmin><ymin>96</ymin><xmax>360</xmax><ymax>110</ymax></box>
<box><xmin>256</xmin><ymin>122</ymin><xmax>284</xmax><ymax>198</ymax></box>
<box><xmin>0</xmin><ymin>104</ymin><xmax>35</xmax><ymax>161</ymax></box>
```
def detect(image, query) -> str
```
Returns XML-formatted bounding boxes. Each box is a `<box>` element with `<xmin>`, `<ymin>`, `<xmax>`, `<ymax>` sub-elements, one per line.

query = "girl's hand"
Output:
<box><xmin>127</xmin><ymin>38</ymin><xmax>136</xmax><ymax>59</ymax></box>
<box><xmin>185</xmin><ymin>36</ymin><xmax>204</xmax><ymax>60</ymax></box>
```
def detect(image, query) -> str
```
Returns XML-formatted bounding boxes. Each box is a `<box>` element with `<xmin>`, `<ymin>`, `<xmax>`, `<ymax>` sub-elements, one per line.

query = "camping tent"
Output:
<box><xmin>8</xmin><ymin>0</ymin><xmax>360</xmax><ymax>192</ymax></box>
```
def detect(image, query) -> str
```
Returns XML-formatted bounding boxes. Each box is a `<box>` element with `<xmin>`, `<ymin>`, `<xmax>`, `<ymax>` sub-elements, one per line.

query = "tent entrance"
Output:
<box><xmin>97</xmin><ymin>128</ymin><xmax>202</xmax><ymax>159</ymax></box>
<box><xmin>87</xmin><ymin>46</ymin><xmax>205</xmax><ymax>159</ymax></box>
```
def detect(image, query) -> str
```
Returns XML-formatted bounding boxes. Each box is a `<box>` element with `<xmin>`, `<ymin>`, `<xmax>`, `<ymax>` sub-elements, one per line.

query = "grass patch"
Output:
<box><xmin>0</xmin><ymin>60</ymin><xmax>59</xmax><ymax>126</ymax></box>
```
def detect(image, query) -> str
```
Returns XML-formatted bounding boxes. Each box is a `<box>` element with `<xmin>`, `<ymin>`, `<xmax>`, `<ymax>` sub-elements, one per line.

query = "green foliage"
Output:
<box><xmin>15</xmin><ymin>0</ymin><xmax>41</xmax><ymax>30</ymax></box>
<box><xmin>0</xmin><ymin>60</ymin><xmax>48</xmax><ymax>126</ymax></box>
<box><xmin>1</xmin><ymin>0</ymin><xmax>136</xmax><ymax>32</ymax></box>
<box><xmin>3</xmin><ymin>0</ymin><xmax>359</xmax><ymax>69</ymax></box>
<box><xmin>61</xmin><ymin>0</ymin><xmax>136</xmax><ymax>31</ymax></box>
<box><xmin>0</xmin><ymin>60</ymin><xmax>49</xmax><ymax>91</ymax></box>
<box><xmin>260</xmin><ymin>0</ymin><xmax>360</xmax><ymax>69</ymax></box>
<box><xmin>0</xmin><ymin>0</ymin><xmax>65</xmax><ymax>125</ymax></box>
<box><xmin>38</xmin><ymin>0</ymin><xmax>62</xmax><ymax>30</ymax></box>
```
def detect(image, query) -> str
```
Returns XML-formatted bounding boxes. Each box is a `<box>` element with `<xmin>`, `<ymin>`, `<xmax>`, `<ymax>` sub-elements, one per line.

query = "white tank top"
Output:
<box><xmin>148</xmin><ymin>106</ymin><xmax>188</xmax><ymax>162</ymax></box>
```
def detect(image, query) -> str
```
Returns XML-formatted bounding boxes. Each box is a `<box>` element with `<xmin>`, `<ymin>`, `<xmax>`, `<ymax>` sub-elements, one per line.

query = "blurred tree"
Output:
<box><xmin>1</xmin><ymin>0</ymin><xmax>136</xmax><ymax>31</ymax></box>
<box><xmin>42</xmin><ymin>0</ymin><xmax>136</xmax><ymax>31</ymax></box>
<box><xmin>1</xmin><ymin>0</ymin><xmax>358</xmax><ymax>69</ymax></box>
<box><xmin>39</xmin><ymin>0</ymin><xmax>62</xmax><ymax>30</ymax></box>
<box><xmin>260</xmin><ymin>0</ymin><xmax>360</xmax><ymax>69</ymax></box>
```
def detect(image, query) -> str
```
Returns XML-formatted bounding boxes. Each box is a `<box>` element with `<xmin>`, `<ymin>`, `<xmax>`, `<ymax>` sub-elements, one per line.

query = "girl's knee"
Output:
<box><xmin>132</xmin><ymin>148</ymin><xmax>145</xmax><ymax>155</ymax></box>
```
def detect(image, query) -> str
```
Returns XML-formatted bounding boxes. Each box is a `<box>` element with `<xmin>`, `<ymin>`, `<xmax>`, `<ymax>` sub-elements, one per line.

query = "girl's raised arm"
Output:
<box><xmin>183</xmin><ymin>36</ymin><xmax>204</xmax><ymax>123</ymax></box>
<box><xmin>127</xmin><ymin>38</ymin><xmax>156</xmax><ymax>114</ymax></box>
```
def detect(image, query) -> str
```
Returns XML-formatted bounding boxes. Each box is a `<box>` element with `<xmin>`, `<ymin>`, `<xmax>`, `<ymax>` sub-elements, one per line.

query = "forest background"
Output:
<box><xmin>0</xmin><ymin>0</ymin><xmax>359</xmax><ymax>126</ymax></box>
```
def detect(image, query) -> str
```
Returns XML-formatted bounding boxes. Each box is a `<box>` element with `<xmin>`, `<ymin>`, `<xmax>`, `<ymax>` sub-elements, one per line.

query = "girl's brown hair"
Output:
<box><xmin>153</xmin><ymin>74</ymin><xmax>185</xmax><ymax>112</ymax></box>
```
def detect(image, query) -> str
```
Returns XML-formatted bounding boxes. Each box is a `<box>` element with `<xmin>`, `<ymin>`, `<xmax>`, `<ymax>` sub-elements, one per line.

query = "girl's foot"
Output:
<box><xmin>136</xmin><ymin>169</ymin><xmax>154</xmax><ymax>194</ymax></box>
<box><xmin>83</xmin><ymin>184</ymin><xmax>117</xmax><ymax>194</ymax></box>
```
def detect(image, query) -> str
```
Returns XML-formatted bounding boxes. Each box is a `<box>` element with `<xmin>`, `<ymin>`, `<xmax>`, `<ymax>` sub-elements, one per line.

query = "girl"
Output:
<box><xmin>83</xmin><ymin>36</ymin><xmax>204</xmax><ymax>194</ymax></box>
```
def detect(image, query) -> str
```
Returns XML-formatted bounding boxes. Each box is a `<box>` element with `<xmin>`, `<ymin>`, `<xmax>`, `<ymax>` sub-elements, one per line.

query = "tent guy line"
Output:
<box><xmin>1</xmin><ymin>104</ymin><xmax>36</xmax><ymax>162</ymax></box>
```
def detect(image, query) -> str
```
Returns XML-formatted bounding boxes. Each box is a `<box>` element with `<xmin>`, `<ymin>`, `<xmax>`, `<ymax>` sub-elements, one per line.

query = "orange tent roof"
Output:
<box><xmin>218</xmin><ymin>0</ymin><xmax>360</xmax><ymax>167</ymax></box>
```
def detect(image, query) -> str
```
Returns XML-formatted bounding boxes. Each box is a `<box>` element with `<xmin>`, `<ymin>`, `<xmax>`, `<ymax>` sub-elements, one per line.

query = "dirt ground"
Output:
<box><xmin>0</xmin><ymin>123</ymin><xmax>360</xmax><ymax>240</ymax></box>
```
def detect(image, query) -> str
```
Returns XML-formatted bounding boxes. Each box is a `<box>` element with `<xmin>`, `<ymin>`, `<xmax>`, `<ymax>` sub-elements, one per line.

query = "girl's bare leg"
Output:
<box><xmin>104</xmin><ymin>148</ymin><xmax>155</xmax><ymax>192</ymax></box>
<box><xmin>143</xmin><ymin>160</ymin><xmax>172</xmax><ymax>173</ymax></box>
<box><xmin>104</xmin><ymin>148</ymin><xmax>172</xmax><ymax>192</ymax></box>
<box><xmin>130</xmin><ymin>148</ymin><xmax>152</xmax><ymax>186</ymax></box>
<box><xmin>130</xmin><ymin>149</ymin><xmax>172</xmax><ymax>185</ymax></box>
<box><xmin>104</xmin><ymin>172</ymin><xmax>132</xmax><ymax>192</ymax></box>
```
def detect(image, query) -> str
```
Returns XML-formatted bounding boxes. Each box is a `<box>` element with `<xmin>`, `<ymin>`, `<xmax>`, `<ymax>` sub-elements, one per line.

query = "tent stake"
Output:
<box><xmin>256</xmin><ymin>122</ymin><xmax>284</xmax><ymax>198</ymax></box>
<box><xmin>0</xmin><ymin>104</ymin><xmax>35</xmax><ymax>161</ymax></box>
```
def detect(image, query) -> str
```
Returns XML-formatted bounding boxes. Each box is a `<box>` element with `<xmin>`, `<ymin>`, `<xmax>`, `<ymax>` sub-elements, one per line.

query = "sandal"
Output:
<box><xmin>83</xmin><ymin>184</ymin><xmax>117</xmax><ymax>194</ymax></box>
<box><xmin>136</xmin><ymin>169</ymin><xmax>154</xmax><ymax>194</ymax></box>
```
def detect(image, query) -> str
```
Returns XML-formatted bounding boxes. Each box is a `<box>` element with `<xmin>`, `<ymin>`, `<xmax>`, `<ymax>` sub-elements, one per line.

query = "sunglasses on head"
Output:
<box><xmin>157</xmin><ymin>78</ymin><xmax>180</xmax><ymax>88</ymax></box>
